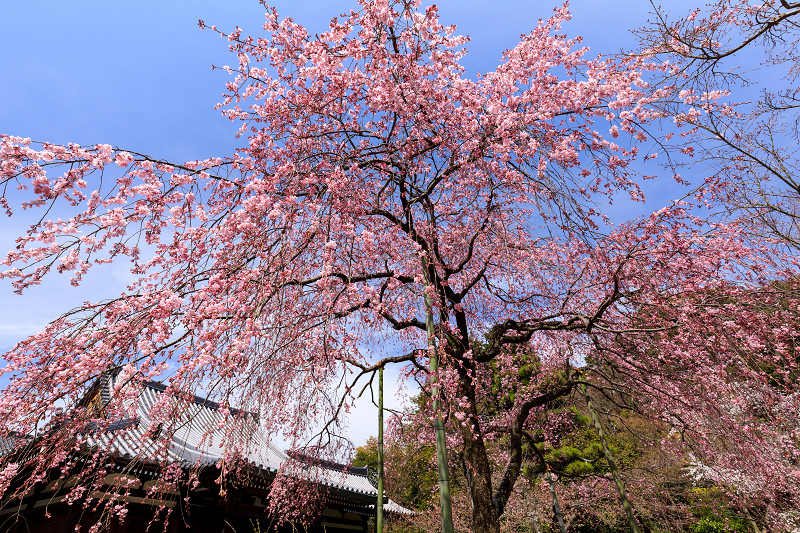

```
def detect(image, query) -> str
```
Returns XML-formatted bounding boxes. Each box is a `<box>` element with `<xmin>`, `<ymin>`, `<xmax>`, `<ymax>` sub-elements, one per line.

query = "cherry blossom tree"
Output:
<box><xmin>595</xmin><ymin>275</ymin><xmax>800</xmax><ymax>531</ymax></box>
<box><xmin>636</xmin><ymin>0</ymin><xmax>800</xmax><ymax>248</ymax></box>
<box><xmin>0</xmin><ymin>0</ymin><xmax>773</xmax><ymax>531</ymax></box>
<box><xmin>626</xmin><ymin>3</ymin><xmax>800</xmax><ymax>528</ymax></box>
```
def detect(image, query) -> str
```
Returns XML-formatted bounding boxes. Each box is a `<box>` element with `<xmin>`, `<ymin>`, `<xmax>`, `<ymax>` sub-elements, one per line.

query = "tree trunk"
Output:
<box><xmin>462</xmin><ymin>434</ymin><xmax>501</xmax><ymax>533</ymax></box>
<box><xmin>459</xmin><ymin>377</ymin><xmax>502</xmax><ymax>533</ymax></box>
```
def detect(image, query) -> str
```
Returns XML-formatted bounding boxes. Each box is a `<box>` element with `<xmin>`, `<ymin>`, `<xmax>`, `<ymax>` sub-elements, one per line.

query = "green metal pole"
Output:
<box><xmin>423</xmin><ymin>267</ymin><xmax>454</xmax><ymax>533</ymax></box>
<box><xmin>377</xmin><ymin>366</ymin><xmax>385</xmax><ymax>533</ymax></box>
<box><xmin>547</xmin><ymin>470</ymin><xmax>567</xmax><ymax>533</ymax></box>
<box><xmin>582</xmin><ymin>385</ymin><xmax>640</xmax><ymax>533</ymax></box>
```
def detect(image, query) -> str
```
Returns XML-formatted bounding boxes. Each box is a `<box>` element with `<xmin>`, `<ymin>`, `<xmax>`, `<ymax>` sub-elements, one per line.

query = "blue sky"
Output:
<box><xmin>0</xmin><ymin>0</ymin><xmax>699</xmax><ymax>445</ymax></box>
<box><xmin>0</xmin><ymin>0</ymin><xmax>698</xmax><ymax>156</ymax></box>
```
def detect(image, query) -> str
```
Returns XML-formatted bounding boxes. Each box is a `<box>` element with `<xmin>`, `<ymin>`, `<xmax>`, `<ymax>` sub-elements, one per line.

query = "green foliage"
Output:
<box><xmin>352</xmin><ymin>432</ymin><xmax>437</xmax><ymax>511</ymax></box>
<box><xmin>688</xmin><ymin>517</ymin><xmax>748</xmax><ymax>533</ymax></box>
<box><xmin>353</xmin><ymin>436</ymin><xmax>380</xmax><ymax>470</ymax></box>
<box><xmin>381</xmin><ymin>358</ymin><xmax>758</xmax><ymax>533</ymax></box>
<box><xmin>687</xmin><ymin>488</ymin><xmax>751</xmax><ymax>533</ymax></box>
<box><xmin>380</xmin><ymin>521</ymin><xmax>429</xmax><ymax>533</ymax></box>
<box><xmin>549</xmin><ymin>406</ymin><xmax>644</xmax><ymax>480</ymax></box>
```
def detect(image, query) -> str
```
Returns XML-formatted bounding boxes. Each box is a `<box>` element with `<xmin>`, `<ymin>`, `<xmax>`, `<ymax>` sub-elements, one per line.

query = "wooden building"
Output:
<box><xmin>0</xmin><ymin>376</ymin><xmax>410</xmax><ymax>532</ymax></box>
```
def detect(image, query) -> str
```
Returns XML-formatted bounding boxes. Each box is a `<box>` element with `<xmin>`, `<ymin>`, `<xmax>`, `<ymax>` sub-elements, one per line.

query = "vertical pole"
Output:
<box><xmin>377</xmin><ymin>366</ymin><xmax>385</xmax><ymax>533</ymax></box>
<box><xmin>582</xmin><ymin>385</ymin><xmax>640</xmax><ymax>533</ymax></box>
<box><xmin>547</xmin><ymin>470</ymin><xmax>567</xmax><ymax>533</ymax></box>
<box><xmin>423</xmin><ymin>259</ymin><xmax>454</xmax><ymax>533</ymax></box>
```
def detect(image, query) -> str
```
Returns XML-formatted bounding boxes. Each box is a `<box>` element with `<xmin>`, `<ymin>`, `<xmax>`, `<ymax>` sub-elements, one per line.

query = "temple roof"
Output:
<box><xmin>78</xmin><ymin>374</ymin><xmax>412</xmax><ymax>513</ymax></box>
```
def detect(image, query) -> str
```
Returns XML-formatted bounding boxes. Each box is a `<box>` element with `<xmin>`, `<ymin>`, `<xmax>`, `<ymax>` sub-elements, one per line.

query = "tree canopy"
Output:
<box><xmin>1</xmin><ymin>1</ymin><xmax>799</xmax><ymax>532</ymax></box>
